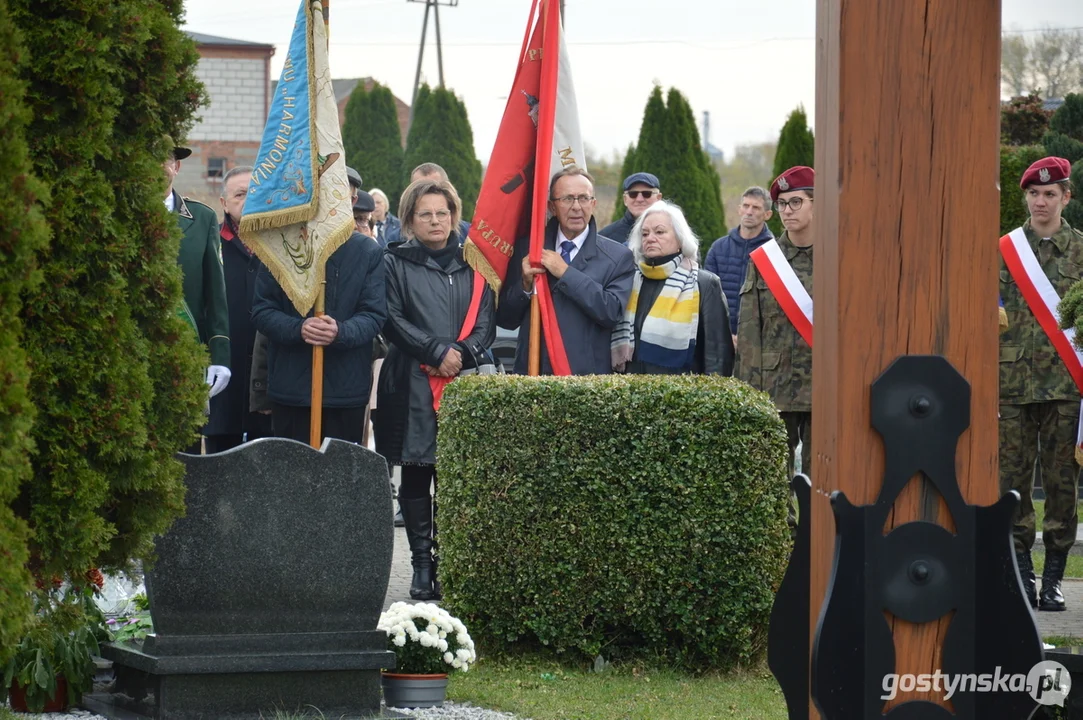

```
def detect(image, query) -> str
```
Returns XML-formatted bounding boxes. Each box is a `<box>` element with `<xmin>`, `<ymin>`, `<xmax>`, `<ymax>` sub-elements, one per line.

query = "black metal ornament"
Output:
<box><xmin>767</xmin><ymin>355</ymin><xmax>1045</xmax><ymax>720</ymax></box>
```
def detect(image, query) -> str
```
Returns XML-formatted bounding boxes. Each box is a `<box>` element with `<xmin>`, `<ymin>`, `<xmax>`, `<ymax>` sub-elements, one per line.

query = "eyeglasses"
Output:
<box><xmin>551</xmin><ymin>194</ymin><xmax>595</xmax><ymax>207</ymax></box>
<box><xmin>415</xmin><ymin>210</ymin><xmax>451</xmax><ymax>223</ymax></box>
<box><xmin>774</xmin><ymin>197</ymin><xmax>811</xmax><ymax>212</ymax></box>
<box><xmin>625</xmin><ymin>190</ymin><xmax>658</xmax><ymax>200</ymax></box>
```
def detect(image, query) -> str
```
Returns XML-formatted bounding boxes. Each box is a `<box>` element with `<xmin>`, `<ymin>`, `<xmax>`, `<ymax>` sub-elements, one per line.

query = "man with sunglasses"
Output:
<box><xmin>600</xmin><ymin>172</ymin><xmax>663</xmax><ymax>245</ymax></box>
<box><xmin>734</xmin><ymin>166</ymin><xmax>816</xmax><ymax>530</ymax></box>
<box><xmin>498</xmin><ymin>167</ymin><xmax>635</xmax><ymax>375</ymax></box>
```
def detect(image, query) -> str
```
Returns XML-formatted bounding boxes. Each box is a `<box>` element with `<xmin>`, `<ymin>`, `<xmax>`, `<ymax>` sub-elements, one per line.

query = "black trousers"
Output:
<box><xmin>205</xmin><ymin>414</ymin><xmax>275</xmax><ymax>454</ymax></box>
<box><xmin>271</xmin><ymin>402</ymin><xmax>366</xmax><ymax>445</ymax></box>
<box><xmin>400</xmin><ymin>465</ymin><xmax>437</xmax><ymax>498</ymax></box>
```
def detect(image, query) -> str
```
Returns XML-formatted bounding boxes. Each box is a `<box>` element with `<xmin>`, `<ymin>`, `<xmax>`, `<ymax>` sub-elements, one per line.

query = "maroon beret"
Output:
<box><xmin>771</xmin><ymin>166</ymin><xmax>815</xmax><ymax>202</ymax></box>
<box><xmin>1020</xmin><ymin>156</ymin><xmax>1071</xmax><ymax>189</ymax></box>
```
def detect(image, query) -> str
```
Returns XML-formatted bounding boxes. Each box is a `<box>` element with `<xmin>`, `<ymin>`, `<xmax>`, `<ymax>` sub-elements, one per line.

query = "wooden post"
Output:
<box><xmin>310</xmin><ymin>284</ymin><xmax>325</xmax><ymax>449</ymax></box>
<box><xmin>528</xmin><ymin>292</ymin><xmax>541</xmax><ymax>375</ymax></box>
<box><xmin>810</xmin><ymin>0</ymin><xmax>1001</xmax><ymax>715</ymax></box>
<box><xmin>310</xmin><ymin>0</ymin><xmax>330</xmax><ymax>450</ymax></box>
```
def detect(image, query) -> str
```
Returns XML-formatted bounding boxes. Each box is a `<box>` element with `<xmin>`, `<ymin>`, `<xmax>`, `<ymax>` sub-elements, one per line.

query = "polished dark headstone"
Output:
<box><xmin>94</xmin><ymin>438</ymin><xmax>401</xmax><ymax>719</ymax></box>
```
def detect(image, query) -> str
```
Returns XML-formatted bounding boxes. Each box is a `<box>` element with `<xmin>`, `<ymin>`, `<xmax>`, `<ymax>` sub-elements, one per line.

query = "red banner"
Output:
<box><xmin>464</xmin><ymin>0</ymin><xmax>573</xmax><ymax>375</ymax></box>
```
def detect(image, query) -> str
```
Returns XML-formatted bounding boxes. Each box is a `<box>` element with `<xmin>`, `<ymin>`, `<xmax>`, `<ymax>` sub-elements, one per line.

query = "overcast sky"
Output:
<box><xmin>182</xmin><ymin>0</ymin><xmax>1083</xmax><ymax>165</ymax></box>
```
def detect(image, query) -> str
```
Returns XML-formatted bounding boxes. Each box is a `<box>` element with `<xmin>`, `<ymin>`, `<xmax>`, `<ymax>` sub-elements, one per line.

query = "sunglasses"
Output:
<box><xmin>626</xmin><ymin>190</ymin><xmax>657</xmax><ymax>200</ymax></box>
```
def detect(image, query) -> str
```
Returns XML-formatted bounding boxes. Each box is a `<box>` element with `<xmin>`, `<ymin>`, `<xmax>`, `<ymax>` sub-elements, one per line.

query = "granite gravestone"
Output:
<box><xmin>93</xmin><ymin>438</ymin><xmax>399</xmax><ymax>719</ymax></box>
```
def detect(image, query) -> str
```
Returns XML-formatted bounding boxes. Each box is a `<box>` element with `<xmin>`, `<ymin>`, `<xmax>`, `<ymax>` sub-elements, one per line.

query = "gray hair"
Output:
<box><xmin>627</xmin><ymin>200</ymin><xmax>701</xmax><ymax>264</ymax></box>
<box><xmin>369</xmin><ymin>187</ymin><xmax>389</xmax><ymax>205</ymax></box>
<box><xmin>221</xmin><ymin>165</ymin><xmax>253</xmax><ymax>195</ymax></box>
<box><xmin>741</xmin><ymin>186</ymin><xmax>771</xmax><ymax>208</ymax></box>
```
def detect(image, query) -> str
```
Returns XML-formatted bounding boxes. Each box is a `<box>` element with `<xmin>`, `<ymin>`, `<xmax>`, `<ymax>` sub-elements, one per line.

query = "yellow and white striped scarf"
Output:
<box><xmin>611</xmin><ymin>255</ymin><xmax>700</xmax><ymax>371</ymax></box>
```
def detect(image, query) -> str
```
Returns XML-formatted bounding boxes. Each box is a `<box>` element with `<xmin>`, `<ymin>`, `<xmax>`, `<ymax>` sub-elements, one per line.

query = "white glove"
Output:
<box><xmin>206</xmin><ymin>365</ymin><xmax>231</xmax><ymax>398</ymax></box>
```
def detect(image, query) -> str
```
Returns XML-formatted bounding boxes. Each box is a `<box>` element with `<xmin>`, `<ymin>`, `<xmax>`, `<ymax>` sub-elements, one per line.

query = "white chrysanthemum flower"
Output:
<box><xmin>437</xmin><ymin>639</ymin><xmax>448</xmax><ymax>652</ymax></box>
<box><xmin>426</xmin><ymin>624</ymin><xmax>439</xmax><ymax>636</ymax></box>
<box><xmin>392</xmin><ymin>634</ymin><xmax>407</xmax><ymax>647</ymax></box>
<box><xmin>443</xmin><ymin>652</ymin><xmax>454</xmax><ymax>664</ymax></box>
<box><xmin>452</xmin><ymin>658</ymin><xmax>462</xmax><ymax>668</ymax></box>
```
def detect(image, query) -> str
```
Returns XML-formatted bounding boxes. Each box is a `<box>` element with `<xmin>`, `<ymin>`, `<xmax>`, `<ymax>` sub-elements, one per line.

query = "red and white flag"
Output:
<box><xmin>465</xmin><ymin>0</ymin><xmax>584</xmax><ymax>375</ymax></box>
<box><xmin>749</xmin><ymin>240</ymin><xmax>814</xmax><ymax>348</ymax></box>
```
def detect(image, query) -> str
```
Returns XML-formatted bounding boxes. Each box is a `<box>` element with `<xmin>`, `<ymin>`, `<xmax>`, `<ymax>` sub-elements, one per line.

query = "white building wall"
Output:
<box><xmin>189</xmin><ymin>57</ymin><xmax>266</xmax><ymax>142</ymax></box>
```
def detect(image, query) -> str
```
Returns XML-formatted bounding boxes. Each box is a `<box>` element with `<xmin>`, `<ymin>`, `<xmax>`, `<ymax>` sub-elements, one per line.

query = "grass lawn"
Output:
<box><xmin>1030</xmin><ymin>500</ymin><xmax>1083</xmax><ymax>578</ymax></box>
<box><xmin>448</xmin><ymin>656</ymin><xmax>787</xmax><ymax>720</ymax></box>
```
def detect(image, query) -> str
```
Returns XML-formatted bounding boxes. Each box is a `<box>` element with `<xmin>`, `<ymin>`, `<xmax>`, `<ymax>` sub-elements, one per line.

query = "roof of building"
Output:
<box><xmin>270</xmin><ymin>77</ymin><xmax>409</xmax><ymax>109</ymax></box>
<box><xmin>186</xmin><ymin>31</ymin><xmax>274</xmax><ymax>49</ymax></box>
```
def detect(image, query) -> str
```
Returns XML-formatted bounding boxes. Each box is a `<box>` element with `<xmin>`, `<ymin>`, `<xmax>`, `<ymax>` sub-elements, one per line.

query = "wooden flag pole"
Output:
<box><xmin>310</xmin><ymin>283</ymin><xmax>326</xmax><ymax>449</ymax></box>
<box><xmin>528</xmin><ymin>290</ymin><xmax>541</xmax><ymax>375</ymax></box>
<box><xmin>309</xmin><ymin>0</ymin><xmax>330</xmax><ymax>450</ymax></box>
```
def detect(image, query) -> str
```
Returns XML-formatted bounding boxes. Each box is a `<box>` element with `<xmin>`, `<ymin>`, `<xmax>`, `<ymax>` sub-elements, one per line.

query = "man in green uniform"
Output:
<box><xmin>163</xmin><ymin>138</ymin><xmax>231</xmax><ymax>452</ymax></box>
<box><xmin>999</xmin><ymin>155</ymin><xmax>1082</xmax><ymax>612</ymax></box>
<box><xmin>735</xmin><ymin>166</ymin><xmax>815</xmax><ymax>529</ymax></box>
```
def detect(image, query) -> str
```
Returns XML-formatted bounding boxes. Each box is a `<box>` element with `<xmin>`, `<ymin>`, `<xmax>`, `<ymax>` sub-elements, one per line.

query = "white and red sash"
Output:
<box><xmin>999</xmin><ymin>227</ymin><xmax>1083</xmax><ymax>461</ymax></box>
<box><xmin>750</xmin><ymin>239</ymin><xmax>813</xmax><ymax>348</ymax></box>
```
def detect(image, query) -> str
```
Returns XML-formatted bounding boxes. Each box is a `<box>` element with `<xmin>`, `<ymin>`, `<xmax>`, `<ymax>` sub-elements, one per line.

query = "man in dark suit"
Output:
<box><xmin>205</xmin><ymin>165</ymin><xmax>273</xmax><ymax>453</ymax></box>
<box><xmin>497</xmin><ymin>167</ymin><xmax>636</xmax><ymax>375</ymax></box>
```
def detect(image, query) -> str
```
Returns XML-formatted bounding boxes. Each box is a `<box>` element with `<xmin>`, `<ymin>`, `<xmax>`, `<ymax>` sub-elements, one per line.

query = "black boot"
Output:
<box><xmin>399</xmin><ymin>497</ymin><xmax>435</xmax><ymax>601</ymax></box>
<box><xmin>431</xmin><ymin>494</ymin><xmax>442</xmax><ymax>601</ymax></box>
<box><xmin>1040</xmin><ymin>549</ymin><xmax>1068</xmax><ymax>612</ymax></box>
<box><xmin>1016</xmin><ymin>551</ymin><xmax>1037</xmax><ymax>609</ymax></box>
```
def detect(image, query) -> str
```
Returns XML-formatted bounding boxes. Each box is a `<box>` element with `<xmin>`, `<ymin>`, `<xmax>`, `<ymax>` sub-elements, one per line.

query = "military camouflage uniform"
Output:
<box><xmin>735</xmin><ymin>232</ymin><xmax>813</xmax><ymax>525</ymax></box>
<box><xmin>999</xmin><ymin>218</ymin><xmax>1083</xmax><ymax>556</ymax></box>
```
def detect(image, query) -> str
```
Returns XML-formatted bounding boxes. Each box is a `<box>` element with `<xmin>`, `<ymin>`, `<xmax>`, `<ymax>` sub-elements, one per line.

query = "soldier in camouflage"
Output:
<box><xmin>735</xmin><ymin>166</ymin><xmax>815</xmax><ymax>529</ymax></box>
<box><xmin>1000</xmin><ymin>156</ymin><xmax>1083</xmax><ymax>612</ymax></box>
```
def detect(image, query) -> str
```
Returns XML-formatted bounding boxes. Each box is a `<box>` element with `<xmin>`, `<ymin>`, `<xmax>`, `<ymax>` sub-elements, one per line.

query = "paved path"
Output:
<box><xmin>1036</xmin><ymin>579</ymin><xmax>1083</xmax><ymax>641</ymax></box>
<box><xmin>385</xmin><ymin>525</ymin><xmax>413</xmax><ymax>610</ymax></box>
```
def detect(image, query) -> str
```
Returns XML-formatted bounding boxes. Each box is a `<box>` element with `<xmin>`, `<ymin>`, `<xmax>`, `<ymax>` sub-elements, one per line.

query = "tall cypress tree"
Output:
<box><xmin>627</xmin><ymin>86</ymin><xmax>724</xmax><ymax>258</ymax></box>
<box><xmin>403</xmin><ymin>84</ymin><xmax>483</xmax><ymax>219</ymax></box>
<box><xmin>10</xmin><ymin>0</ymin><xmax>207</xmax><ymax>579</ymax></box>
<box><xmin>342</xmin><ymin>81</ymin><xmax>405</xmax><ymax>210</ymax></box>
<box><xmin>768</xmin><ymin>106</ymin><xmax>815</xmax><ymax>237</ymax></box>
<box><xmin>0</xmin><ymin>0</ymin><xmax>48</xmax><ymax>657</ymax></box>
<box><xmin>612</xmin><ymin>143</ymin><xmax>638</xmax><ymax>222</ymax></box>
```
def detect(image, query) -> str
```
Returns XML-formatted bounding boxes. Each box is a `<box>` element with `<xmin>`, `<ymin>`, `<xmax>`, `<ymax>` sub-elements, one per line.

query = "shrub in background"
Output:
<box><xmin>1000</xmin><ymin>144</ymin><xmax>1048</xmax><ymax>235</ymax></box>
<box><xmin>10</xmin><ymin>0</ymin><xmax>208</xmax><ymax>579</ymax></box>
<box><xmin>0</xmin><ymin>0</ymin><xmax>49</xmax><ymax>660</ymax></box>
<box><xmin>342</xmin><ymin>81</ymin><xmax>406</xmax><ymax>207</ymax></box>
<box><xmin>767</xmin><ymin>106</ymin><xmax>815</xmax><ymax>238</ymax></box>
<box><xmin>437</xmin><ymin>375</ymin><xmax>790</xmax><ymax>671</ymax></box>
<box><xmin>403</xmin><ymin>84</ymin><xmax>483</xmax><ymax>218</ymax></box>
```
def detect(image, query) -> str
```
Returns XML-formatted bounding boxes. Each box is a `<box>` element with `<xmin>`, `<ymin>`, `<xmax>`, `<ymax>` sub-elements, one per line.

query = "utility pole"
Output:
<box><xmin>406</xmin><ymin>0</ymin><xmax>458</xmax><ymax>132</ymax></box>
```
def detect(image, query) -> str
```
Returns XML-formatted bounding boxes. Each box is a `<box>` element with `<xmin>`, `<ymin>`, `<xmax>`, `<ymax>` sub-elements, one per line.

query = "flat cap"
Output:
<box><xmin>346</xmin><ymin>166</ymin><xmax>363</xmax><ymax>189</ymax></box>
<box><xmin>352</xmin><ymin>191</ymin><xmax>375</xmax><ymax>212</ymax></box>
<box><xmin>623</xmin><ymin>172</ymin><xmax>660</xmax><ymax>191</ymax></box>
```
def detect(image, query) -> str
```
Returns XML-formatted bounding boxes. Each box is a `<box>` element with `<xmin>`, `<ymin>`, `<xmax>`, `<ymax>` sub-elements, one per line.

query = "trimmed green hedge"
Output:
<box><xmin>436</xmin><ymin>375</ymin><xmax>790</xmax><ymax>671</ymax></box>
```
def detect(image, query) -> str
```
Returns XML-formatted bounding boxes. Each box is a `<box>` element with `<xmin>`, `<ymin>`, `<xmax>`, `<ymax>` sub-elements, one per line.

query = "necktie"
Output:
<box><xmin>561</xmin><ymin>240</ymin><xmax>576</xmax><ymax>265</ymax></box>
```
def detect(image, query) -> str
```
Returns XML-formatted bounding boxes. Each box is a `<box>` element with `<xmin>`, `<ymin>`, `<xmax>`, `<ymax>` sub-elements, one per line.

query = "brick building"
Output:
<box><xmin>176</xmin><ymin>32</ymin><xmax>275</xmax><ymax>208</ymax></box>
<box><xmin>177</xmin><ymin>32</ymin><xmax>411</xmax><ymax>211</ymax></box>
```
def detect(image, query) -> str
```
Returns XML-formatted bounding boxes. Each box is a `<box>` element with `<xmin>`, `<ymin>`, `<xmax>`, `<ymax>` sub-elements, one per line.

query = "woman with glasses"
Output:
<box><xmin>611</xmin><ymin>201</ymin><xmax>733</xmax><ymax>376</ymax></box>
<box><xmin>373</xmin><ymin>178</ymin><xmax>495</xmax><ymax>601</ymax></box>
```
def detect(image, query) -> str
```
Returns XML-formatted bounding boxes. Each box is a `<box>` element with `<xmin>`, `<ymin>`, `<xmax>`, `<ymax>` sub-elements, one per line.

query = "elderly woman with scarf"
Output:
<box><xmin>611</xmin><ymin>201</ymin><xmax>733</xmax><ymax>375</ymax></box>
